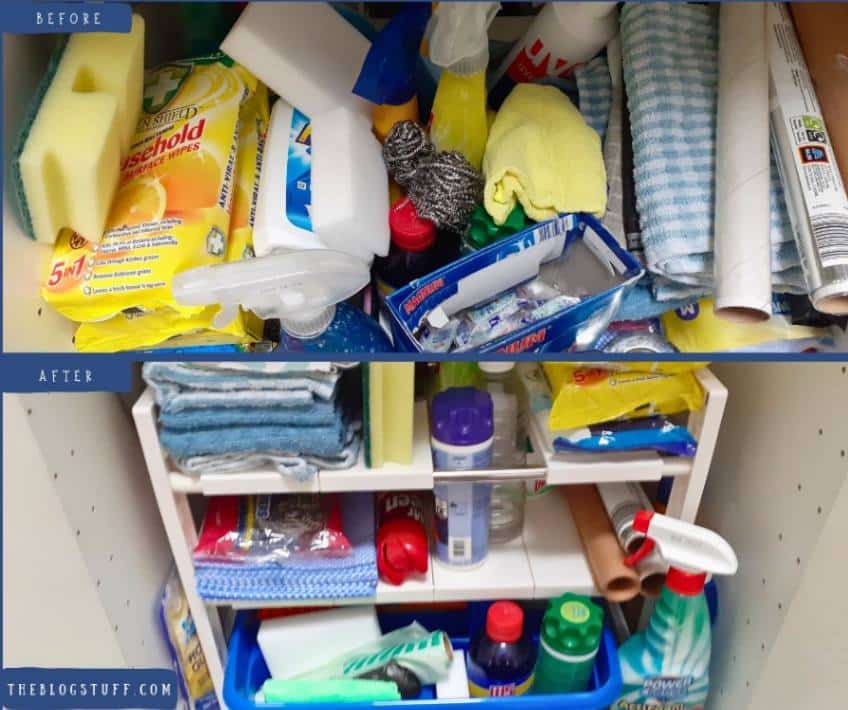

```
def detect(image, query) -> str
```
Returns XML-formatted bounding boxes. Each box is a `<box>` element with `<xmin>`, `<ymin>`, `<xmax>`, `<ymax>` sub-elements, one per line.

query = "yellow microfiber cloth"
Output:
<box><xmin>483</xmin><ymin>84</ymin><xmax>607</xmax><ymax>225</ymax></box>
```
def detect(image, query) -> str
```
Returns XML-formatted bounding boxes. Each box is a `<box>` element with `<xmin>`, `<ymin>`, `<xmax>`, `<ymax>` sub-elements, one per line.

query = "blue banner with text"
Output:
<box><xmin>1</xmin><ymin>668</ymin><xmax>178</xmax><ymax>709</ymax></box>
<box><xmin>0</xmin><ymin>2</ymin><xmax>132</xmax><ymax>34</ymax></box>
<box><xmin>0</xmin><ymin>356</ymin><xmax>133</xmax><ymax>392</ymax></box>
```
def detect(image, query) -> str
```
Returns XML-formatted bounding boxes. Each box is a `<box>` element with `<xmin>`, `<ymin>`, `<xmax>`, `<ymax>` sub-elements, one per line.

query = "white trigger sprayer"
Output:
<box><xmin>173</xmin><ymin>249</ymin><xmax>371</xmax><ymax>339</ymax></box>
<box><xmin>624</xmin><ymin>511</ymin><xmax>738</xmax><ymax>589</ymax></box>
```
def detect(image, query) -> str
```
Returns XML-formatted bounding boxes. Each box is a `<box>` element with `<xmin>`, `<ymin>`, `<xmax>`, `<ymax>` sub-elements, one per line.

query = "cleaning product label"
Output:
<box><xmin>42</xmin><ymin>54</ymin><xmax>252</xmax><ymax>323</ymax></box>
<box><xmin>433</xmin><ymin>482</ymin><xmax>491</xmax><ymax>567</ymax></box>
<box><xmin>285</xmin><ymin>107</ymin><xmax>312</xmax><ymax>231</ymax></box>
<box><xmin>466</xmin><ymin>661</ymin><xmax>533</xmax><ymax>698</ymax></box>
<box><xmin>769</xmin><ymin>2</ymin><xmax>848</xmax><ymax>270</ymax></box>
<box><xmin>614</xmin><ymin>675</ymin><xmax>698</xmax><ymax>710</ymax></box>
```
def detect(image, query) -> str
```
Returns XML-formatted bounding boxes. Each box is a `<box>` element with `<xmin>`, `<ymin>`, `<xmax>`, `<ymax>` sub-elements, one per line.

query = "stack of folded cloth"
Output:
<box><xmin>193</xmin><ymin>493</ymin><xmax>378</xmax><ymax>602</ymax></box>
<box><xmin>142</xmin><ymin>362</ymin><xmax>361</xmax><ymax>480</ymax></box>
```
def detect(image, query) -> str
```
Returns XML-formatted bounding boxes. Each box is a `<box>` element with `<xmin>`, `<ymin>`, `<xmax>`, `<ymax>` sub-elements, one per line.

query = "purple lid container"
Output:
<box><xmin>430</xmin><ymin>387</ymin><xmax>494</xmax><ymax>447</ymax></box>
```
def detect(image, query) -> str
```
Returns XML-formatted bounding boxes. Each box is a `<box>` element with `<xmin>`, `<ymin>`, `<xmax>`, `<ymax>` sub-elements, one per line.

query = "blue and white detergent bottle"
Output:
<box><xmin>612</xmin><ymin>511</ymin><xmax>738</xmax><ymax>710</ymax></box>
<box><xmin>173</xmin><ymin>249</ymin><xmax>393</xmax><ymax>352</ymax></box>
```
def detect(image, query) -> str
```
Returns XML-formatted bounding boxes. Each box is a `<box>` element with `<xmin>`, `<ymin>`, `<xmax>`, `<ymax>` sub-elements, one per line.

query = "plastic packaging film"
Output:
<box><xmin>597</xmin><ymin>482</ymin><xmax>668</xmax><ymax>598</ymax></box>
<box><xmin>714</xmin><ymin>3</ymin><xmax>772</xmax><ymax>323</ymax></box>
<box><xmin>768</xmin><ymin>3</ymin><xmax>848</xmax><ymax>315</ymax></box>
<box><xmin>790</xmin><ymin>3</ymin><xmax>848</xmax><ymax>191</ymax></box>
<box><xmin>562</xmin><ymin>485</ymin><xmax>641</xmax><ymax>603</ymax></box>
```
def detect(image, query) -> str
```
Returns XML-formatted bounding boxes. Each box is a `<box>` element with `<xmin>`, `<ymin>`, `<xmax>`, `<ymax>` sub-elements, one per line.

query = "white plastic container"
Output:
<box><xmin>257</xmin><ymin>606</ymin><xmax>381</xmax><ymax>680</ymax></box>
<box><xmin>254</xmin><ymin>101</ymin><xmax>390</xmax><ymax>264</ymax></box>
<box><xmin>221</xmin><ymin>2</ymin><xmax>371</xmax><ymax>118</ymax></box>
<box><xmin>310</xmin><ymin>107</ymin><xmax>391</xmax><ymax>264</ymax></box>
<box><xmin>253</xmin><ymin>100</ymin><xmax>316</xmax><ymax>258</ymax></box>
<box><xmin>488</xmin><ymin>2</ymin><xmax>618</xmax><ymax>106</ymax></box>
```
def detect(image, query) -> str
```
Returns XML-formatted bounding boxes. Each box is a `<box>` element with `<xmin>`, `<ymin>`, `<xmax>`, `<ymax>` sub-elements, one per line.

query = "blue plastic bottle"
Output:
<box><xmin>277</xmin><ymin>302</ymin><xmax>393</xmax><ymax>352</ymax></box>
<box><xmin>467</xmin><ymin>601</ymin><xmax>536</xmax><ymax>697</ymax></box>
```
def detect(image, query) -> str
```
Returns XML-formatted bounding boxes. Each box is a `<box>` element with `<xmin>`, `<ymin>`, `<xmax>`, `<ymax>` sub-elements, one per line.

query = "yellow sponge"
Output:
<box><xmin>368</xmin><ymin>363</ymin><xmax>415</xmax><ymax>467</ymax></box>
<box><xmin>14</xmin><ymin>15</ymin><xmax>145</xmax><ymax>244</ymax></box>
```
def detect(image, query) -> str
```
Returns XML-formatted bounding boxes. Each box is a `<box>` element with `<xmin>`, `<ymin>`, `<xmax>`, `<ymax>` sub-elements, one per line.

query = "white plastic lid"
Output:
<box><xmin>173</xmin><ymin>249</ymin><xmax>370</xmax><ymax>335</ymax></box>
<box><xmin>427</xmin><ymin>2</ymin><xmax>500</xmax><ymax>75</ymax></box>
<box><xmin>479</xmin><ymin>362</ymin><xmax>515</xmax><ymax>374</ymax></box>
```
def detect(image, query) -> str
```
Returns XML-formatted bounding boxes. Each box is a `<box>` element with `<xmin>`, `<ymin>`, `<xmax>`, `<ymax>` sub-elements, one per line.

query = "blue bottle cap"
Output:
<box><xmin>431</xmin><ymin>387</ymin><xmax>493</xmax><ymax>446</ymax></box>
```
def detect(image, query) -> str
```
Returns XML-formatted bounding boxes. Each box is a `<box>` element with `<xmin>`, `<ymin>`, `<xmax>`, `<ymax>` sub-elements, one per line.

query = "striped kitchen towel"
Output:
<box><xmin>621</xmin><ymin>2</ymin><xmax>804</xmax><ymax>302</ymax></box>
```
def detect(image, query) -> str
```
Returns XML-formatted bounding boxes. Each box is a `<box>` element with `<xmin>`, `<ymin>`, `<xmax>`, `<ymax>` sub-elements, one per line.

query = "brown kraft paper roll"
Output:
<box><xmin>563</xmin><ymin>484</ymin><xmax>641</xmax><ymax>602</ymax></box>
<box><xmin>790</xmin><ymin>4</ymin><xmax>848</xmax><ymax>188</ymax></box>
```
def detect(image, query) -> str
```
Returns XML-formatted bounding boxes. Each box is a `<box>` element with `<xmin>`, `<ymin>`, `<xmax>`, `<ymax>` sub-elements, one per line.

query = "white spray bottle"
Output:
<box><xmin>613</xmin><ymin>511</ymin><xmax>738</xmax><ymax>710</ymax></box>
<box><xmin>172</xmin><ymin>249</ymin><xmax>392</xmax><ymax>352</ymax></box>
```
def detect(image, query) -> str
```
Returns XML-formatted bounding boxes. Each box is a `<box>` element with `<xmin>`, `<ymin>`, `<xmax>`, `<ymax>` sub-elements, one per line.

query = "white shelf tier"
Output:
<box><xmin>528</xmin><ymin>408</ymin><xmax>692</xmax><ymax>485</ymax></box>
<box><xmin>524</xmin><ymin>488</ymin><xmax>597</xmax><ymax>598</ymax></box>
<box><xmin>214</xmin><ymin>485</ymin><xmax>594</xmax><ymax>609</ymax></box>
<box><xmin>169</xmin><ymin>401</ymin><xmax>434</xmax><ymax>495</ymax></box>
<box><xmin>320</xmin><ymin>402</ymin><xmax>433</xmax><ymax>492</ymax></box>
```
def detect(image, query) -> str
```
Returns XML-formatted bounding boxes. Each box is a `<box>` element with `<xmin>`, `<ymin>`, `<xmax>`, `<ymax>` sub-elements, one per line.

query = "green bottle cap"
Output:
<box><xmin>540</xmin><ymin>593</ymin><xmax>603</xmax><ymax>658</ymax></box>
<box><xmin>465</xmin><ymin>204</ymin><xmax>530</xmax><ymax>250</ymax></box>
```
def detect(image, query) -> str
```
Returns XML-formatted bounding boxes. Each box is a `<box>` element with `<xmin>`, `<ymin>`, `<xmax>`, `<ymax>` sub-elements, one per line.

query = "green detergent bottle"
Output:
<box><xmin>613</xmin><ymin>511</ymin><xmax>738</xmax><ymax>710</ymax></box>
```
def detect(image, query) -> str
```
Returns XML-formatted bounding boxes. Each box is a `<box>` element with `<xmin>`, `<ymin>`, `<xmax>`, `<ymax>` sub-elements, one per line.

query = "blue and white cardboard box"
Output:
<box><xmin>386</xmin><ymin>214</ymin><xmax>644</xmax><ymax>353</ymax></box>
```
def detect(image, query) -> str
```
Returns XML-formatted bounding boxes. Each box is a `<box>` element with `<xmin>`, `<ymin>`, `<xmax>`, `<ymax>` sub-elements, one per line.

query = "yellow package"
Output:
<box><xmin>545</xmin><ymin>364</ymin><xmax>705</xmax><ymax>431</ymax></box>
<box><xmin>74</xmin><ymin>307</ymin><xmax>260</xmax><ymax>352</ymax></box>
<box><xmin>227</xmin><ymin>82</ymin><xmax>269</xmax><ymax>262</ymax></box>
<box><xmin>73</xmin><ymin>82</ymin><xmax>271</xmax><ymax>352</ymax></box>
<box><xmin>43</xmin><ymin>53</ymin><xmax>254</xmax><ymax>322</ymax></box>
<box><xmin>572</xmin><ymin>361</ymin><xmax>709</xmax><ymax>375</ymax></box>
<box><xmin>662</xmin><ymin>299</ymin><xmax>828</xmax><ymax>353</ymax></box>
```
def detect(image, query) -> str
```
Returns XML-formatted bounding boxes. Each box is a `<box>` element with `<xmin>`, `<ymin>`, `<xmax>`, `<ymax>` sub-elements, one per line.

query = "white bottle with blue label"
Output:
<box><xmin>253</xmin><ymin>99</ymin><xmax>390</xmax><ymax>265</ymax></box>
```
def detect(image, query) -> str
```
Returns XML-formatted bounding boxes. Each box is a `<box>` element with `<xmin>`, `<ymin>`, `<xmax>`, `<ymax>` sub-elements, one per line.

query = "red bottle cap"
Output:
<box><xmin>486</xmin><ymin>601</ymin><xmax>524</xmax><ymax>643</ymax></box>
<box><xmin>376</xmin><ymin>518</ymin><xmax>429</xmax><ymax>586</ymax></box>
<box><xmin>666</xmin><ymin>567</ymin><xmax>708</xmax><ymax>596</ymax></box>
<box><xmin>389</xmin><ymin>197</ymin><xmax>436</xmax><ymax>252</ymax></box>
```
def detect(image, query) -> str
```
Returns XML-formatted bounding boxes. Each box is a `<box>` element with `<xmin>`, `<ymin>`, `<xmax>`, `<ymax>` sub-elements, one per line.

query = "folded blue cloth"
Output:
<box><xmin>194</xmin><ymin>493</ymin><xmax>377</xmax><ymax>601</ymax></box>
<box><xmin>575</xmin><ymin>55</ymin><xmax>612</xmax><ymax>143</ymax></box>
<box><xmin>160</xmin><ymin>420</ymin><xmax>352</xmax><ymax>459</ymax></box>
<box><xmin>142</xmin><ymin>362</ymin><xmax>340</xmax><ymax>413</ymax></box>
<box><xmin>620</xmin><ymin>3</ymin><xmax>804</xmax><ymax>302</ymax></box>
<box><xmin>159</xmin><ymin>401</ymin><xmax>341</xmax><ymax>430</ymax></box>
<box><xmin>174</xmin><ymin>425</ymin><xmax>362</xmax><ymax>480</ymax></box>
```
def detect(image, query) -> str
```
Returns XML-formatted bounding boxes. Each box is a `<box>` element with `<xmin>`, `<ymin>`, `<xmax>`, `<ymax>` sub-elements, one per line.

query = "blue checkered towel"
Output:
<box><xmin>620</xmin><ymin>3</ymin><xmax>804</xmax><ymax>302</ymax></box>
<box><xmin>194</xmin><ymin>493</ymin><xmax>377</xmax><ymax>601</ymax></box>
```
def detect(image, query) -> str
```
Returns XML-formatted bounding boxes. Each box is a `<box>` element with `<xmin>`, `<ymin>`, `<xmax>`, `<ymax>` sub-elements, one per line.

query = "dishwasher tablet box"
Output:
<box><xmin>385</xmin><ymin>214</ymin><xmax>643</xmax><ymax>353</ymax></box>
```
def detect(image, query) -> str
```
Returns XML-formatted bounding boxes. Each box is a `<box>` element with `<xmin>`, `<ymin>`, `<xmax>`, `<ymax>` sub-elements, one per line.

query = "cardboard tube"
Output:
<box><xmin>714</xmin><ymin>3</ymin><xmax>772</xmax><ymax>323</ymax></box>
<box><xmin>597</xmin><ymin>482</ymin><xmax>667</xmax><ymax>598</ymax></box>
<box><xmin>563</xmin><ymin>484</ymin><xmax>640</xmax><ymax>602</ymax></box>
<box><xmin>791</xmin><ymin>3</ymin><xmax>848</xmax><ymax>190</ymax></box>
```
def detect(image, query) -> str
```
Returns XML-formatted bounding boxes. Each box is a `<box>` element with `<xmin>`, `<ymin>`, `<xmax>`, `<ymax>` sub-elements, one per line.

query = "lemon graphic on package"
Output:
<box><xmin>108</xmin><ymin>176</ymin><xmax>167</xmax><ymax>228</ymax></box>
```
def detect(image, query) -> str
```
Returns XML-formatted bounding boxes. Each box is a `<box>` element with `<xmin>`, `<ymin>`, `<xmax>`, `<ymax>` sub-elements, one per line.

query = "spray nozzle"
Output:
<box><xmin>353</xmin><ymin>3</ymin><xmax>431</xmax><ymax>106</ymax></box>
<box><xmin>173</xmin><ymin>249</ymin><xmax>371</xmax><ymax>338</ymax></box>
<box><xmin>624</xmin><ymin>511</ymin><xmax>738</xmax><ymax>593</ymax></box>
<box><xmin>426</xmin><ymin>2</ymin><xmax>500</xmax><ymax>75</ymax></box>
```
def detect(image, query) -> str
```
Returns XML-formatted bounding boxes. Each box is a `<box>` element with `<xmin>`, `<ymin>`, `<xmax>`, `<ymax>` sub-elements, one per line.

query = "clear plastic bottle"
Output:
<box><xmin>478</xmin><ymin>362</ymin><xmax>526</xmax><ymax>543</ymax></box>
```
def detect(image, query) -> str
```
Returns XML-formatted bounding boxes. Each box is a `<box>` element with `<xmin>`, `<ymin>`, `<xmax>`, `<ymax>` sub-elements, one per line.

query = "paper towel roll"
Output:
<box><xmin>563</xmin><ymin>484</ymin><xmax>640</xmax><ymax>603</ymax></box>
<box><xmin>714</xmin><ymin>3</ymin><xmax>772</xmax><ymax>323</ymax></box>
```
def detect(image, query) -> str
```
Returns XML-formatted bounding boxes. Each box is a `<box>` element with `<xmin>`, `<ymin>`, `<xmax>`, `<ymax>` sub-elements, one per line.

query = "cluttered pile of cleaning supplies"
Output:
<box><xmin>17</xmin><ymin>2</ymin><xmax>848</xmax><ymax>352</ymax></box>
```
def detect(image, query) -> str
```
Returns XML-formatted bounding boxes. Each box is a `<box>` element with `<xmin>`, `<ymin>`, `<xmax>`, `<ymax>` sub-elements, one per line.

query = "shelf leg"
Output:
<box><xmin>133</xmin><ymin>390</ymin><xmax>228</xmax><ymax>704</ymax></box>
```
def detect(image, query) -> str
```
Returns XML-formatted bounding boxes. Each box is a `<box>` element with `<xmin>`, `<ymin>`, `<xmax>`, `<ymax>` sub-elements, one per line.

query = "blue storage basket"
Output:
<box><xmin>224</xmin><ymin>610</ymin><xmax>622</xmax><ymax>710</ymax></box>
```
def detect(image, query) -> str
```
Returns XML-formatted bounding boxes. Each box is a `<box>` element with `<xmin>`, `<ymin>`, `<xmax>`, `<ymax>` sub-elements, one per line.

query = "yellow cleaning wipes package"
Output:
<box><xmin>545</xmin><ymin>364</ymin><xmax>704</xmax><ymax>431</ymax></box>
<box><xmin>662</xmin><ymin>299</ymin><xmax>828</xmax><ymax>353</ymax></box>
<box><xmin>73</xmin><ymin>80</ymin><xmax>270</xmax><ymax>352</ymax></box>
<box><xmin>42</xmin><ymin>54</ymin><xmax>253</xmax><ymax>323</ymax></box>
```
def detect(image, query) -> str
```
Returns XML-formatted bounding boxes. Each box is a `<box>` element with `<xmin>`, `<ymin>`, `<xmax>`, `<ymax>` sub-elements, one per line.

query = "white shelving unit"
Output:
<box><xmin>132</xmin><ymin>367</ymin><xmax>726</xmax><ymax>705</ymax></box>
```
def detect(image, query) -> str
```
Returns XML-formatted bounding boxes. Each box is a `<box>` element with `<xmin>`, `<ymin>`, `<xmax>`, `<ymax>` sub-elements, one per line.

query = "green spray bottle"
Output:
<box><xmin>613</xmin><ymin>511</ymin><xmax>738</xmax><ymax>710</ymax></box>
